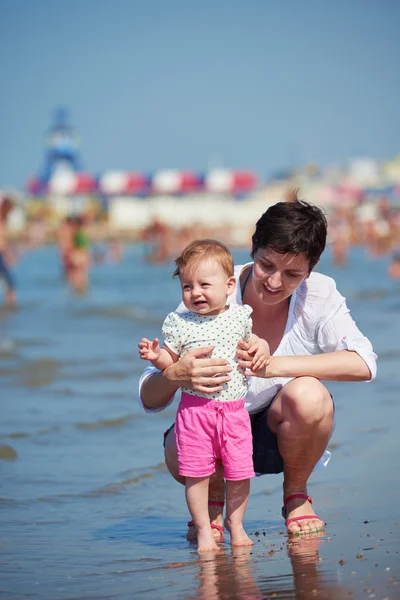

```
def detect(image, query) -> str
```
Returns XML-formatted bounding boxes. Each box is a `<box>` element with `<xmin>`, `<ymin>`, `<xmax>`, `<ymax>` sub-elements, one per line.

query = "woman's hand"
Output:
<box><xmin>163</xmin><ymin>346</ymin><xmax>232</xmax><ymax>394</ymax></box>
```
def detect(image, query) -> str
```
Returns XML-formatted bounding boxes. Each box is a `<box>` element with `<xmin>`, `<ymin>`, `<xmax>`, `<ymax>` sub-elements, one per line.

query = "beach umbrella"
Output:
<box><xmin>151</xmin><ymin>170</ymin><xmax>181</xmax><ymax>194</ymax></box>
<box><xmin>98</xmin><ymin>171</ymin><xmax>130</xmax><ymax>196</ymax></box>
<box><xmin>124</xmin><ymin>173</ymin><xmax>151</xmax><ymax>195</ymax></box>
<box><xmin>47</xmin><ymin>172</ymin><xmax>97</xmax><ymax>196</ymax></box>
<box><xmin>204</xmin><ymin>170</ymin><xmax>233</xmax><ymax>194</ymax></box>
<box><xmin>179</xmin><ymin>171</ymin><xmax>202</xmax><ymax>193</ymax></box>
<box><xmin>204</xmin><ymin>170</ymin><xmax>257</xmax><ymax>194</ymax></box>
<box><xmin>73</xmin><ymin>173</ymin><xmax>97</xmax><ymax>195</ymax></box>
<box><xmin>232</xmin><ymin>171</ymin><xmax>258</xmax><ymax>193</ymax></box>
<box><xmin>150</xmin><ymin>170</ymin><xmax>201</xmax><ymax>194</ymax></box>
<box><xmin>97</xmin><ymin>171</ymin><xmax>151</xmax><ymax>196</ymax></box>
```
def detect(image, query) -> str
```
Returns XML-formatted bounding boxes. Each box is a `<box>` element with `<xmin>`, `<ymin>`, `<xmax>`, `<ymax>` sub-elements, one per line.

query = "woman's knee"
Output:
<box><xmin>279</xmin><ymin>377</ymin><xmax>334</xmax><ymax>426</ymax></box>
<box><xmin>164</xmin><ymin>427</ymin><xmax>185</xmax><ymax>485</ymax></box>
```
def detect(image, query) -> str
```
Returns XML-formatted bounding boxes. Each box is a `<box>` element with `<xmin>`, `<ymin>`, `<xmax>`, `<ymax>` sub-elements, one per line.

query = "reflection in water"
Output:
<box><xmin>174</xmin><ymin>533</ymin><xmax>351</xmax><ymax>600</ymax></box>
<box><xmin>286</xmin><ymin>533</ymin><xmax>339</xmax><ymax>600</ymax></box>
<box><xmin>192</xmin><ymin>546</ymin><xmax>259</xmax><ymax>600</ymax></box>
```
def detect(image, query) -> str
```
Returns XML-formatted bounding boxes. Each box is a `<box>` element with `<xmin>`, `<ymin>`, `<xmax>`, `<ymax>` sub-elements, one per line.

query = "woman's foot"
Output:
<box><xmin>187</xmin><ymin>521</ymin><xmax>224</xmax><ymax>543</ymax></box>
<box><xmin>224</xmin><ymin>519</ymin><xmax>254</xmax><ymax>547</ymax></box>
<box><xmin>186</xmin><ymin>499</ymin><xmax>225</xmax><ymax>542</ymax></box>
<box><xmin>197</xmin><ymin>526</ymin><xmax>220</xmax><ymax>553</ymax></box>
<box><xmin>283</xmin><ymin>493</ymin><xmax>325</xmax><ymax>535</ymax></box>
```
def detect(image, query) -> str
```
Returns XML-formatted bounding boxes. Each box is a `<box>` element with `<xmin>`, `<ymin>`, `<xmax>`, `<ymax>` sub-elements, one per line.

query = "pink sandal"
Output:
<box><xmin>187</xmin><ymin>521</ymin><xmax>225</xmax><ymax>542</ymax></box>
<box><xmin>282</xmin><ymin>493</ymin><xmax>326</xmax><ymax>534</ymax></box>
<box><xmin>187</xmin><ymin>500</ymin><xmax>225</xmax><ymax>543</ymax></box>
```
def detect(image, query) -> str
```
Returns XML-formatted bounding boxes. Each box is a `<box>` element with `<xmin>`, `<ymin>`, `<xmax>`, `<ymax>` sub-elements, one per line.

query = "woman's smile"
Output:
<box><xmin>263</xmin><ymin>283</ymin><xmax>281</xmax><ymax>295</ymax></box>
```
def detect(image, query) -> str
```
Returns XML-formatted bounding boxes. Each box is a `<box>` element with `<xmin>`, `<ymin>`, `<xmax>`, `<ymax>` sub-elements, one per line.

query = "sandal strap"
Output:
<box><xmin>285</xmin><ymin>515</ymin><xmax>325</xmax><ymax>528</ymax></box>
<box><xmin>284</xmin><ymin>493</ymin><xmax>312</xmax><ymax>507</ymax></box>
<box><xmin>187</xmin><ymin>520</ymin><xmax>224</xmax><ymax>542</ymax></box>
<box><xmin>188</xmin><ymin>520</ymin><xmax>224</xmax><ymax>533</ymax></box>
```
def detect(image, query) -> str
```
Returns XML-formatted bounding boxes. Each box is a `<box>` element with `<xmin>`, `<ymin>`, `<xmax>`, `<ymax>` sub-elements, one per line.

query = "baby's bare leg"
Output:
<box><xmin>224</xmin><ymin>479</ymin><xmax>253</xmax><ymax>547</ymax></box>
<box><xmin>164</xmin><ymin>428</ymin><xmax>225</xmax><ymax>541</ymax></box>
<box><xmin>186</xmin><ymin>476</ymin><xmax>220</xmax><ymax>553</ymax></box>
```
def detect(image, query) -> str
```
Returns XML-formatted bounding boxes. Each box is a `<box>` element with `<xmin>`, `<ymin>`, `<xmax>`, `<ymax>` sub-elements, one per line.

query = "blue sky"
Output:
<box><xmin>0</xmin><ymin>0</ymin><xmax>399</xmax><ymax>188</ymax></box>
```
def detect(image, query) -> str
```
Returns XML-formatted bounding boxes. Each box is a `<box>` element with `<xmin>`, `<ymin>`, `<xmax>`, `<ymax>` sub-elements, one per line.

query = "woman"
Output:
<box><xmin>138</xmin><ymin>197</ymin><xmax>377</xmax><ymax>536</ymax></box>
<box><xmin>63</xmin><ymin>216</ymin><xmax>91</xmax><ymax>292</ymax></box>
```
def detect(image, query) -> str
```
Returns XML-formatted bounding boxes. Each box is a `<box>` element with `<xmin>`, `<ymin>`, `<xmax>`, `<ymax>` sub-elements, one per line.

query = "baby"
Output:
<box><xmin>139</xmin><ymin>239</ymin><xmax>270</xmax><ymax>552</ymax></box>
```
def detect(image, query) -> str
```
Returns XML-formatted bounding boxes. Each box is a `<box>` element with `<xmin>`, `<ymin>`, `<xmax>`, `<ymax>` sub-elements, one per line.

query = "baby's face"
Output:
<box><xmin>179</xmin><ymin>259</ymin><xmax>235</xmax><ymax>315</ymax></box>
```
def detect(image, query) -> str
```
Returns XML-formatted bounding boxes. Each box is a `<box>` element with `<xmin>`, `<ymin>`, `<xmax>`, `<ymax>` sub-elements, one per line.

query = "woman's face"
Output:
<box><xmin>252</xmin><ymin>247</ymin><xmax>310</xmax><ymax>306</ymax></box>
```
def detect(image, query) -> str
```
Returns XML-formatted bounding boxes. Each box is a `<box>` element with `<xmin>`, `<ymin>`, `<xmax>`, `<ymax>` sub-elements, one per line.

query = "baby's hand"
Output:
<box><xmin>138</xmin><ymin>337</ymin><xmax>161</xmax><ymax>361</ymax></box>
<box><xmin>247</xmin><ymin>336</ymin><xmax>270</xmax><ymax>372</ymax></box>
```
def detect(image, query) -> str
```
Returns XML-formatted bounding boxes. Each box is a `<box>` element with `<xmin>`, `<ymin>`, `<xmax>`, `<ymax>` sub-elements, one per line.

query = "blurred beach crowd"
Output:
<box><xmin>2</xmin><ymin>152</ymin><xmax>400</xmax><ymax>305</ymax></box>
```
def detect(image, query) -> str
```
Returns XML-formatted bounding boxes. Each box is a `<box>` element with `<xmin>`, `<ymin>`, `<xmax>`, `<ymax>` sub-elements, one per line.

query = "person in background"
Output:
<box><xmin>58</xmin><ymin>216</ymin><xmax>91</xmax><ymax>293</ymax></box>
<box><xmin>0</xmin><ymin>194</ymin><xmax>17</xmax><ymax>307</ymax></box>
<box><xmin>57</xmin><ymin>216</ymin><xmax>75</xmax><ymax>278</ymax></box>
<box><xmin>138</xmin><ymin>196</ymin><xmax>377</xmax><ymax>540</ymax></box>
<box><xmin>68</xmin><ymin>216</ymin><xmax>91</xmax><ymax>292</ymax></box>
<box><xmin>388</xmin><ymin>250</ymin><xmax>400</xmax><ymax>279</ymax></box>
<box><xmin>139</xmin><ymin>239</ymin><xmax>270</xmax><ymax>552</ymax></box>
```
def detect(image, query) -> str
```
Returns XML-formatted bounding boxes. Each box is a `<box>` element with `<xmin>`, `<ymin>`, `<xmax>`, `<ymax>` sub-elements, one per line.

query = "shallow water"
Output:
<box><xmin>1</xmin><ymin>243</ymin><xmax>399</xmax><ymax>599</ymax></box>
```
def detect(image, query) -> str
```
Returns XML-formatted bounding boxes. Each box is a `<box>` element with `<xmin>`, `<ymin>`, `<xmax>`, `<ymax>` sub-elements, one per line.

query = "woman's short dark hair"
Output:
<box><xmin>251</xmin><ymin>193</ymin><xmax>327</xmax><ymax>272</ymax></box>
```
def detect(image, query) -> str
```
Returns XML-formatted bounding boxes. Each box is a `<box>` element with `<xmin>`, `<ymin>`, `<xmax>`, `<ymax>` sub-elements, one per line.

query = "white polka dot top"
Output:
<box><xmin>162</xmin><ymin>304</ymin><xmax>253</xmax><ymax>401</ymax></box>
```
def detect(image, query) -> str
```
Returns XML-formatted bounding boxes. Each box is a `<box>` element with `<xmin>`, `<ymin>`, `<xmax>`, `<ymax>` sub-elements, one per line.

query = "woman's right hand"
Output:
<box><xmin>163</xmin><ymin>346</ymin><xmax>232</xmax><ymax>394</ymax></box>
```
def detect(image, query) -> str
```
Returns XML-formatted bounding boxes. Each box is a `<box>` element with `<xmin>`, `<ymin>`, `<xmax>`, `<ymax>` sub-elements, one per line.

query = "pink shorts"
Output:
<box><xmin>175</xmin><ymin>392</ymin><xmax>255</xmax><ymax>481</ymax></box>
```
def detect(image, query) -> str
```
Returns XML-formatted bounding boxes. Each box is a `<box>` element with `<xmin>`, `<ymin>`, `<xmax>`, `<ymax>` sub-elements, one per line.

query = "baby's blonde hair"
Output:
<box><xmin>173</xmin><ymin>239</ymin><xmax>234</xmax><ymax>279</ymax></box>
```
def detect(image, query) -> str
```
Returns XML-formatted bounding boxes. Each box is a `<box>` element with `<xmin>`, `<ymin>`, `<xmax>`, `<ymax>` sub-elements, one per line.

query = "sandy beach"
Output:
<box><xmin>0</xmin><ymin>242</ymin><xmax>399</xmax><ymax>600</ymax></box>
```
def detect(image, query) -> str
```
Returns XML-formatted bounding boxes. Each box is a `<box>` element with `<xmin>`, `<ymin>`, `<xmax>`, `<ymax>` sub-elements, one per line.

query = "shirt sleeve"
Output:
<box><xmin>316</xmin><ymin>297</ymin><xmax>377</xmax><ymax>380</ymax></box>
<box><xmin>161</xmin><ymin>312</ymin><xmax>183</xmax><ymax>355</ymax></box>
<box><xmin>137</xmin><ymin>365</ymin><xmax>176</xmax><ymax>413</ymax></box>
<box><xmin>242</xmin><ymin>304</ymin><xmax>253</xmax><ymax>342</ymax></box>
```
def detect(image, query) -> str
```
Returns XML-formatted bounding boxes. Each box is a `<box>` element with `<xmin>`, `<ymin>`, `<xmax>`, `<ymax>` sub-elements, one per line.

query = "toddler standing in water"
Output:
<box><xmin>138</xmin><ymin>239</ymin><xmax>270</xmax><ymax>552</ymax></box>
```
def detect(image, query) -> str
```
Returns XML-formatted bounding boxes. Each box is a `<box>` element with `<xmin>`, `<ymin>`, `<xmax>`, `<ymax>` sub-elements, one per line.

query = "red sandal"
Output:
<box><xmin>187</xmin><ymin>521</ymin><xmax>225</xmax><ymax>542</ymax></box>
<box><xmin>282</xmin><ymin>493</ymin><xmax>326</xmax><ymax>534</ymax></box>
<box><xmin>187</xmin><ymin>500</ymin><xmax>225</xmax><ymax>543</ymax></box>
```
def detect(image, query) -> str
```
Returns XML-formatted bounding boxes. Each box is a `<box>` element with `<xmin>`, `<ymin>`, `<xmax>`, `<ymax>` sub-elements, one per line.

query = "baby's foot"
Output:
<box><xmin>224</xmin><ymin>519</ymin><xmax>254</xmax><ymax>547</ymax></box>
<box><xmin>197</xmin><ymin>526</ymin><xmax>220</xmax><ymax>553</ymax></box>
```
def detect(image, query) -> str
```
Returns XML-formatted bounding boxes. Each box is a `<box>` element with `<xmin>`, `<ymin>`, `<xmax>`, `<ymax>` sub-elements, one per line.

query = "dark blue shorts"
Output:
<box><xmin>250</xmin><ymin>404</ymin><xmax>283</xmax><ymax>474</ymax></box>
<box><xmin>163</xmin><ymin>401</ymin><xmax>283</xmax><ymax>476</ymax></box>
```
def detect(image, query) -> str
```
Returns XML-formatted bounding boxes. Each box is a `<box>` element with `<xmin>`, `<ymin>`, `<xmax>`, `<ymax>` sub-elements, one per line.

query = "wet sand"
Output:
<box><xmin>0</xmin><ymin>244</ymin><xmax>399</xmax><ymax>599</ymax></box>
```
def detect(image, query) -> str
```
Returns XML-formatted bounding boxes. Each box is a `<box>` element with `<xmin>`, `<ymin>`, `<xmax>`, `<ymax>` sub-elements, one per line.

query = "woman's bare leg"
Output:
<box><xmin>186</xmin><ymin>476</ymin><xmax>219</xmax><ymax>552</ymax></box>
<box><xmin>164</xmin><ymin>427</ymin><xmax>225</xmax><ymax>539</ymax></box>
<box><xmin>224</xmin><ymin>479</ymin><xmax>253</xmax><ymax>546</ymax></box>
<box><xmin>268</xmin><ymin>377</ymin><xmax>334</xmax><ymax>534</ymax></box>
